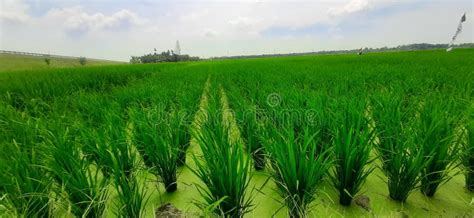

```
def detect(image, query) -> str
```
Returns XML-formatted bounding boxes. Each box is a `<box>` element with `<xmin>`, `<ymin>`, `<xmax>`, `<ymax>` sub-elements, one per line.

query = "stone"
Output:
<box><xmin>155</xmin><ymin>202</ymin><xmax>183</xmax><ymax>218</ymax></box>
<box><xmin>354</xmin><ymin>195</ymin><xmax>371</xmax><ymax>212</ymax></box>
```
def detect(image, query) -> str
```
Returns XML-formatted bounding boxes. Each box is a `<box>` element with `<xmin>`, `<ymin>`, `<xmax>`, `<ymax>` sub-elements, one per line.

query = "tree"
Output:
<box><xmin>129</xmin><ymin>49</ymin><xmax>200</xmax><ymax>64</ymax></box>
<box><xmin>79</xmin><ymin>57</ymin><xmax>87</xmax><ymax>66</ymax></box>
<box><xmin>44</xmin><ymin>55</ymin><xmax>51</xmax><ymax>66</ymax></box>
<box><xmin>130</xmin><ymin>56</ymin><xmax>141</xmax><ymax>64</ymax></box>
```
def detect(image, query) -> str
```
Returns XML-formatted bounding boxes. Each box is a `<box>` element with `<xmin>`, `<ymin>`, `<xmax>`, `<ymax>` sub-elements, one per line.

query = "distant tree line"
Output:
<box><xmin>130</xmin><ymin>49</ymin><xmax>199</xmax><ymax>64</ymax></box>
<box><xmin>210</xmin><ymin>43</ymin><xmax>474</xmax><ymax>60</ymax></box>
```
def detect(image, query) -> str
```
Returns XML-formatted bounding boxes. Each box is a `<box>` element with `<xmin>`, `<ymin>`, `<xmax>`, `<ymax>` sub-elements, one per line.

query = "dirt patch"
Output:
<box><xmin>354</xmin><ymin>195</ymin><xmax>371</xmax><ymax>212</ymax></box>
<box><xmin>155</xmin><ymin>202</ymin><xmax>183</xmax><ymax>218</ymax></box>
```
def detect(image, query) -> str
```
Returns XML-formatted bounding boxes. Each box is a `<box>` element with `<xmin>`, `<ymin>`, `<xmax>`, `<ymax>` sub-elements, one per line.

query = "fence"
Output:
<box><xmin>0</xmin><ymin>50</ymin><xmax>113</xmax><ymax>62</ymax></box>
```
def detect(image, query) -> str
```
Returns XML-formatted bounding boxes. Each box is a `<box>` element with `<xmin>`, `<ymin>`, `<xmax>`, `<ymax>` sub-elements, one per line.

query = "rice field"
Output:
<box><xmin>0</xmin><ymin>49</ymin><xmax>473</xmax><ymax>217</ymax></box>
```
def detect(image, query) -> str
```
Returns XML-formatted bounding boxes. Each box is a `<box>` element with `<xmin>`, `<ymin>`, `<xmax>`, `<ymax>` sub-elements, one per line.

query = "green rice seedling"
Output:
<box><xmin>98</xmin><ymin>113</ymin><xmax>148</xmax><ymax>217</ymax></box>
<box><xmin>385</xmin><ymin>139</ymin><xmax>428</xmax><ymax>202</ymax></box>
<box><xmin>80</xmin><ymin>122</ymin><xmax>135</xmax><ymax>181</ymax></box>
<box><xmin>172</xmin><ymin>88</ymin><xmax>202</xmax><ymax>166</ymax></box>
<box><xmin>245</xmin><ymin>109</ymin><xmax>266</xmax><ymax>171</ymax></box>
<box><xmin>463</xmin><ymin>117</ymin><xmax>474</xmax><ymax>191</ymax></box>
<box><xmin>111</xmin><ymin>160</ymin><xmax>148</xmax><ymax>217</ymax></box>
<box><xmin>190</xmin><ymin>93</ymin><xmax>254</xmax><ymax>217</ymax></box>
<box><xmin>371</xmin><ymin>94</ymin><xmax>428</xmax><ymax>202</ymax></box>
<box><xmin>169</xmin><ymin>107</ymin><xmax>191</xmax><ymax>167</ymax></box>
<box><xmin>330</xmin><ymin>98</ymin><xmax>374</xmax><ymax>206</ymax></box>
<box><xmin>105</xmin><ymin>113</ymin><xmax>137</xmax><ymax>179</ymax></box>
<box><xmin>126</xmin><ymin>106</ymin><xmax>156</xmax><ymax>170</ymax></box>
<box><xmin>80</xmin><ymin>128</ymin><xmax>115</xmax><ymax>179</ymax></box>
<box><xmin>0</xmin><ymin>116</ymin><xmax>52</xmax><ymax>217</ymax></box>
<box><xmin>132</xmin><ymin>106</ymin><xmax>179</xmax><ymax>193</ymax></box>
<box><xmin>417</xmin><ymin>98</ymin><xmax>460</xmax><ymax>197</ymax></box>
<box><xmin>264</xmin><ymin>122</ymin><xmax>332</xmax><ymax>218</ymax></box>
<box><xmin>306</xmin><ymin>93</ymin><xmax>332</xmax><ymax>155</ymax></box>
<box><xmin>45</xmin><ymin>126</ymin><xmax>108</xmax><ymax>217</ymax></box>
<box><xmin>231</xmin><ymin>94</ymin><xmax>266</xmax><ymax>170</ymax></box>
<box><xmin>0</xmin><ymin>141</ymin><xmax>52</xmax><ymax>217</ymax></box>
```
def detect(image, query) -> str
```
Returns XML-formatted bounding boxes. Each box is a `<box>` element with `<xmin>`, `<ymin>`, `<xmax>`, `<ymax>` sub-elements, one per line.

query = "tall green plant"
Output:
<box><xmin>46</xmin><ymin>126</ymin><xmax>108</xmax><ymax>217</ymax></box>
<box><xmin>330</xmin><ymin>98</ymin><xmax>374</xmax><ymax>206</ymax></box>
<box><xmin>169</xmin><ymin>107</ymin><xmax>191</xmax><ymax>167</ymax></box>
<box><xmin>264</xmin><ymin>123</ymin><xmax>331</xmax><ymax>217</ymax></box>
<box><xmin>112</xmin><ymin>164</ymin><xmax>148</xmax><ymax>217</ymax></box>
<box><xmin>0</xmin><ymin>117</ymin><xmax>52</xmax><ymax>217</ymax></box>
<box><xmin>79</xmin><ymin>111</ymin><xmax>145</xmax><ymax>216</ymax></box>
<box><xmin>371</xmin><ymin>94</ymin><xmax>428</xmax><ymax>202</ymax></box>
<box><xmin>191</xmin><ymin>93</ymin><xmax>253</xmax><ymax>217</ymax></box>
<box><xmin>80</xmin><ymin>128</ymin><xmax>115</xmax><ymax>179</ymax></box>
<box><xmin>417</xmin><ymin>98</ymin><xmax>460</xmax><ymax>197</ymax></box>
<box><xmin>132</xmin><ymin>106</ymin><xmax>179</xmax><ymax>193</ymax></box>
<box><xmin>463</xmin><ymin>118</ymin><xmax>474</xmax><ymax>191</ymax></box>
<box><xmin>232</xmin><ymin>95</ymin><xmax>265</xmax><ymax>170</ymax></box>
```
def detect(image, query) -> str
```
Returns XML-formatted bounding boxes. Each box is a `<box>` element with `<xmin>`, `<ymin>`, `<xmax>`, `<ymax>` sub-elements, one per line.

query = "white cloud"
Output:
<box><xmin>228</xmin><ymin>17</ymin><xmax>258</xmax><ymax>28</ymax></box>
<box><xmin>179</xmin><ymin>10</ymin><xmax>209</xmax><ymax>23</ymax></box>
<box><xmin>0</xmin><ymin>0</ymin><xmax>30</xmax><ymax>23</ymax></box>
<box><xmin>204</xmin><ymin>28</ymin><xmax>218</xmax><ymax>38</ymax></box>
<box><xmin>45</xmin><ymin>7</ymin><xmax>144</xmax><ymax>36</ymax></box>
<box><xmin>328</xmin><ymin>0</ymin><xmax>372</xmax><ymax>17</ymax></box>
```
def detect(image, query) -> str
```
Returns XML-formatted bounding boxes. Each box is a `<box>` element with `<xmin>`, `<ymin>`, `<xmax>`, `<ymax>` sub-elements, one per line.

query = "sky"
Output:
<box><xmin>0</xmin><ymin>0</ymin><xmax>472</xmax><ymax>61</ymax></box>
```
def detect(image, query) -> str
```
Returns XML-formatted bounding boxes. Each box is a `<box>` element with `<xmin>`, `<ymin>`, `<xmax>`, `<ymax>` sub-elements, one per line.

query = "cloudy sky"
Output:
<box><xmin>0</xmin><ymin>0</ymin><xmax>472</xmax><ymax>61</ymax></box>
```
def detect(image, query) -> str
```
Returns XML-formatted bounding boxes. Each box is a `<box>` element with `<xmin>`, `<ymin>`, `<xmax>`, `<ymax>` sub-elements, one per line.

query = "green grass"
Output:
<box><xmin>0</xmin><ymin>53</ymin><xmax>123</xmax><ymax>72</ymax></box>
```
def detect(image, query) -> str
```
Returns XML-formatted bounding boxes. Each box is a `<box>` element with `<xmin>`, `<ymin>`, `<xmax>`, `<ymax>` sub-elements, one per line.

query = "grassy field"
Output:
<box><xmin>0</xmin><ymin>49</ymin><xmax>473</xmax><ymax>217</ymax></box>
<box><xmin>0</xmin><ymin>53</ymin><xmax>124</xmax><ymax>72</ymax></box>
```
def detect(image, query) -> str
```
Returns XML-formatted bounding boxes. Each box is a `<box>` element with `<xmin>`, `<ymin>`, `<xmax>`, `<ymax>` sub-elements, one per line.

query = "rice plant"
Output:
<box><xmin>232</xmin><ymin>94</ymin><xmax>266</xmax><ymax>170</ymax></box>
<box><xmin>264</xmin><ymin>122</ymin><xmax>331</xmax><ymax>217</ymax></box>
<box><xmin>371</xmin><ymin>94</ymin><xmax>428</xmax><ymax>202</ymax></box>
<box><xmin>78</xmin><ymin>112</ymin><xmax>145</xmax><ymax>216</ymax></box>
<box><xmin>417</xmin><ymin>98</ymin><xmax>460</xmax><ymax>197</ymax></box>
<box><xmin>0</xmin><ymin>116</ymin><xmax>52</xmax><ymax>217</ymax></box>
<box><xmin>46</xmin><ymin>126</ymin><xmax>108</xmax><ymax>217</ymax></box>
<box><xmin>384</xmin><ymin>137</ymin><xmax>428</xmax><ymax>202</ymax></box>
<box><xmin>132</xmin><ymin>106</ymin><xmax>179</xmax><ymax>193</ymax></box>
<box><xmin>106</xmin><ymin>113</ymin><xmax>138</xmax><ymax>179</ymax></box>
<box><xmin>463</xmin><ymin>118</ymin><xmax>474</xmax><ymax>191</ymax></box>
<box><xmin>111</xmin><ymin>162</ymin><xmax>148</xmax><ymax>217</ymax></box>
<box><xmin>330</xmin><ymin>98</ymin><xmax>374</xmax><ymax>206</ymax></box>
<box><xmin>81</xmin><ymin>122</ymin><xmax>136</xmax><ymax>181</ymax></box>
<box><xmin>190</xmin><ymin>93</ymin><xmax>254</xmax><ymax>217</ymax></box>
<box><xmin>80</xmin><ymin>128</ymin><xmax>116</xmax><ymax>179</ymax></box>
<box><xmin>307</xmin><ymin>93</ymin><xmax>333</xmax><ymax>157</ymax></box>
<box><xmin>172</xmin><ymin>89</ymin><xmax>200</xmax><ymax>167</ymax></box>
<box><xmin>169</xmin><ymin>107</ymin><xmax>191</xmax><ymax>167</ymax></box>
<box><xmin>244</xmin><ymin>107</ymin><xmax>266</xmax><ymax>170</ymax></box>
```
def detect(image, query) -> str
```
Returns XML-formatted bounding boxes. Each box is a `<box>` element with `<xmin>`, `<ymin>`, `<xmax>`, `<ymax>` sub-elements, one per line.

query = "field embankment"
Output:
<box><xmin>0</xmin><ymin>53</ymin><xmax>124</xmax><ymax>72</ymax></box>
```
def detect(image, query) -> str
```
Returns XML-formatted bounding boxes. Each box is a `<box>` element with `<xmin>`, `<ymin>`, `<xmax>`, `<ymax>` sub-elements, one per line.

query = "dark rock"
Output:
<box><xmin>155</xmin><ymin>202</ymin><xmax>183</xmax><ymax>218</ymax></box>
<box><xmin>354</xmin><ymin>195</ymin><xmax>371</xmax><ymax>212</ymax></box>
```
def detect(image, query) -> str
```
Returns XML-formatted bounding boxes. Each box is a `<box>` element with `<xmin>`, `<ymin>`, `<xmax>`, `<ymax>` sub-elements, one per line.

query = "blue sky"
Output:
<box><xmin>1</xmin><ymin>0</ymin><xmax>472</xmax><ymax>61</ymax></box>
